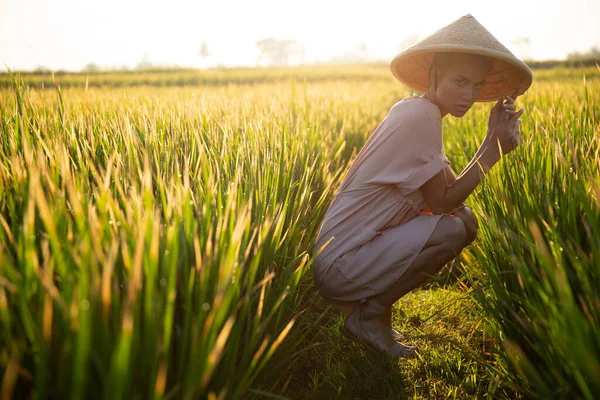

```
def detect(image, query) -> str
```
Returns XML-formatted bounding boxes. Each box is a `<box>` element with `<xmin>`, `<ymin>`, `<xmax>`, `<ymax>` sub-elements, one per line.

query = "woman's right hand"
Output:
<box><xmin>451</xmin><ymin>205</ymin><xmax>479</xmax><ymax>244</ymax></box>
<box><xmin>484</xmin><ymin>92</ymin><xmax>524</xmax><ymax>159</ymax></box>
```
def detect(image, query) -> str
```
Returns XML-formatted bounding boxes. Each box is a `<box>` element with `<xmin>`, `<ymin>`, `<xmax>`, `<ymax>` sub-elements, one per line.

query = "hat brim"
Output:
<box><xmin>391</xmin><ymin>45</ymin><xmax>533</xmax><ymax>102</ymax></box>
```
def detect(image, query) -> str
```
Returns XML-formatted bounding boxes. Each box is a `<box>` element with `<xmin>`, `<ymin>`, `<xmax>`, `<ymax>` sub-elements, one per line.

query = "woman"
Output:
<box><xmin>311</xmin><ymin>14</ymin><xmax>533</xmax><ymax>358</ymax></box>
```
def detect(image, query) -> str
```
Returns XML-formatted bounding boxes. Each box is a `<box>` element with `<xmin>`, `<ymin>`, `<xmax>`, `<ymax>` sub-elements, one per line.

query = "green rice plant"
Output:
<box><xmin>0</xmin><ymin>64</ymin><xmax>395</xmax><ymax>90</ymax></box>
<box><xmin>0</xmin><ymin>72</ymin><xmax>406</xmax><ymax>399</ymax></box>
<box><xmin>459</xmin><ymin>75</ymin><xmax>600</xmax><ymax>399</ymax></box>
<box><xmin>1</xmin><ymin>64</ymin><xmax>598</xmax><ymax>399</ymax></box>
<box><xmin>2</xmin><ymin>64</ymin><xmax>596</xmax><ymax>91</ymax></box>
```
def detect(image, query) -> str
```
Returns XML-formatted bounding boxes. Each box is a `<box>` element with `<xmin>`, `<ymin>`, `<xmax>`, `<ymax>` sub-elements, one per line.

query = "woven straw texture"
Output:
<box><xmin>390</xmin><ymin>14</ymin><xmax>533</xmax><ymax>102</ymax></box>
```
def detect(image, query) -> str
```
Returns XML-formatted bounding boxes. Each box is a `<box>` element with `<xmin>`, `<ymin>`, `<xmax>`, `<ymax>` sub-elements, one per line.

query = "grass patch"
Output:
<box><xmin>280</xmin><ymin>286</ymin><xmax>517</xmax><ymax>400</ymax></box>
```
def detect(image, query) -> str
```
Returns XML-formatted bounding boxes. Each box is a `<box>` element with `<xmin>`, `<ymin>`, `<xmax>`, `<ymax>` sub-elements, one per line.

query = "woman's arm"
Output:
<box><xmin>420</xmin><ymin>146</ymin><xmax>498</xmax><ymax>215</ymax></box>
<box><xmin>444</xmin><ymin>163</ymin><xmax>479</xmax><ymax>242</ymax></box>
<box><xmin>422</xmin><ymin>94</ymin><xmax>524</xmax><ymax>215</ymax></box>
<box><xmin>444</xmin><ymin>163</ymin><xmax>457</xmax><ymax>184</ymax></box>
<box><xmin>420</xmin><ymin>164</ymin><xmax>466</xmax><ymax>214</ymax></box>
<box><xmin>443</xmin><ymin>164</ymin><xmax>469</xmax><ymax>213</ymax></box>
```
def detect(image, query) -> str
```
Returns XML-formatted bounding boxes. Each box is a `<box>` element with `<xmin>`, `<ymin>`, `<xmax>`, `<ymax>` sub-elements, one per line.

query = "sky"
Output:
<box><xmin>1</xmin><ymin>0</ymin><xmax>599</xmax><ymax>72</ymax></box>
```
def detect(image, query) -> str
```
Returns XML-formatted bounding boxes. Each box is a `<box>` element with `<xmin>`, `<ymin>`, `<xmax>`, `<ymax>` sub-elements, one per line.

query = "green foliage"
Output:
<box><xmin>1</xmin><ymin>63</ymin><xmax>598</xmax><ymax>91</ymax></box>
<box><xmin>525</xmin><ymin>58</ymin><xmax>600</xmax><ymax>70</ymax></box>
<box><xmin>0</xmin><ymin>73</ymin><xmax>403</xmax><ymax>399</ymax></box>
<box><xmin>452</xmin><ymin>77</ymin><xmax>600</xmax><ymax>399</ymax></box>
<box><xmin>0</xmin><ymin>64</ymin><xmax>394</xmax><ymax>90</ymax></box>
<box><xmin>0</xmin><ymin>65</ymin><xmax>598</xmax><ymax>399</ymax></box>
<box><xmin>285</xmin><ymin>289</ymin><xmax>518</xmax><ymax>399</ymax></box>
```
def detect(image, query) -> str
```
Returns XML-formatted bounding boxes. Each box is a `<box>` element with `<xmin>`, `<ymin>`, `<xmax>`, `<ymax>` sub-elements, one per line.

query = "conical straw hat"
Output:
<box><xmin>390</xmin><ymin>14</ymin><xmax>533</xmax><ymax>102</ymax></box>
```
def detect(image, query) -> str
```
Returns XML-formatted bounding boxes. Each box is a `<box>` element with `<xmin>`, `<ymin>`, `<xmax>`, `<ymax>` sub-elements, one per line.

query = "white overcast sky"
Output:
<box><xmin>1</xmin><ymin>0</ymin><xmax>599</xmax><ymax>71</ymax></box>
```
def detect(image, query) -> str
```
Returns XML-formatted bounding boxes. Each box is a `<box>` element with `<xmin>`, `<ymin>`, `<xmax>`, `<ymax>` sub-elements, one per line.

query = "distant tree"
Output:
<box><xmin>255</xmin><ymin>38</ymin><xmax>303</xmax><ymax>66</ymax></box>
<box><xmin>198</xmin><ymin>41</ymin><xmax>211</xmax><ymax>68</ymax></box>
<box><xmin>299</xmin><ymin>43</ymin><xmax>307</xmax><ymax>65</ymax></box>
<box><xmin>83</xmin><ymin>63</ymin><xmax>101</xmax><ymax>72</ymax></box>
<box><xmin>198</xmin><ymin>41</ymin><xmax>210</xmax><ymax>58</ymax></box>
<box><xmin>34</xmin><ymin>65</ymin><xmax>51</xmax><ymax>73</ymax></box>
<box><xmin>136</xmin><ymin>52</ymin><xmax>153</xmax><ymax>70</ymax></box>
<box><xmin>567</xmin><ymin>45</ymin><xmax>600</xmax><ymax>60</ymax></box>
<box><xmin>358</xmin><ymin>41</ymin><xmax>368</xmax><ymax>59</ymax></box>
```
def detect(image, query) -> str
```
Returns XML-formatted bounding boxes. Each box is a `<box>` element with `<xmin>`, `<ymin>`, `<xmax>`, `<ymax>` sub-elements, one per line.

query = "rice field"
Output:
<box><xmin>0</xmin><ymin>65</ymin><xmax>598</xmax><ymax>399</ymax></box>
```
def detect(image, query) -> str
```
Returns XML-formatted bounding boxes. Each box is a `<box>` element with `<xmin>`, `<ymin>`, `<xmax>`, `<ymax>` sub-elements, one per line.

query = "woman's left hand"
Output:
<box><xmin>485</xmin><ymin>88</ymin><xmax>522</xmax><ymax>142</ymax></box>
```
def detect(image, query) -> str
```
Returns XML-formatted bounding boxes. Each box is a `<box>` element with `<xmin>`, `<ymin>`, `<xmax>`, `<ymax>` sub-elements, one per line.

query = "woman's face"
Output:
<box><xmin>432</xmin><ymin>60</ymin><xmax>489</xmax><ymax>117</ymax></box>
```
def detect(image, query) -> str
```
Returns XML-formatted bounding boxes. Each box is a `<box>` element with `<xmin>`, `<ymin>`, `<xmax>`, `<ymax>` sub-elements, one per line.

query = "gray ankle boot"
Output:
<box><xmin>341</xmin><ymin>298</ymin><xmax>416</xmax><ymax>358</ymax></box>
<box><xmin>381</xmin><ymin>305</ymin><xmax>405</xmax><ymax>341</ymax></box>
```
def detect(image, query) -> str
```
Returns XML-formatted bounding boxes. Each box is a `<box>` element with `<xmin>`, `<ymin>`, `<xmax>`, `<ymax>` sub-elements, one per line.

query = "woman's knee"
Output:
<box><xmin>453</xmin><ymin>207</ymin><xmax>479</xmax><ymax>244</ymax></box>
<box><xmin>428</xmin><ymin>215</ymin><xmax>469</xmax><ymax>251</ymax></box>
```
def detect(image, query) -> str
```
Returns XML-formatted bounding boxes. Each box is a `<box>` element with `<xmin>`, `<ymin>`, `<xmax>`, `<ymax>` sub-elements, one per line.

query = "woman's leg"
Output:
<box><xmin>329</xmin><ymin>300</ymin><xmax>361</xmax><ymax>315</ymax></box>
<box><xmin>327</xmin><ymin>214</ymin><xmax>469</xmax><ymax>314</ymax></box>
<box><xmin>339</xmin><ymin>215</ymin><xmax>471</xmax><ymax>357</ymax></box>
<box><xmin>370</xmin><ymin>214</ymin><xmax>469</xmax><ymax>307</ymax></box>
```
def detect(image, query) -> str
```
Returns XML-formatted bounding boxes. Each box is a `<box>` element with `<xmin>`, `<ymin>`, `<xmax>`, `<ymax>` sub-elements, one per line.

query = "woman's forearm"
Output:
<box><xmin>440</xmin><ymin>146</ymin><xmax>498</xmax><ymax>213</ymax></box>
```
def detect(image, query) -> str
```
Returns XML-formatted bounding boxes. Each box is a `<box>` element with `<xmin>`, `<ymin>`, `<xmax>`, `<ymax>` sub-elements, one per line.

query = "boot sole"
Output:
<box><xmin>340</xmin><ymin>323</ymin><xmax>418</xmax><ymax>359</ymax></box>
<box><xmin>339</xmin><ymin>323</ymin><xmax>379</xmax><ymax>355</ymax></box>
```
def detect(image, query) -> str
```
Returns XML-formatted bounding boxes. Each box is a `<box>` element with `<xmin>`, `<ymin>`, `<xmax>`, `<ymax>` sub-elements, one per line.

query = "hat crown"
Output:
<box><xmin>408</xmin><ymin>14</ymin><xmax>515</xmax><ymax>58</ymax></box>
